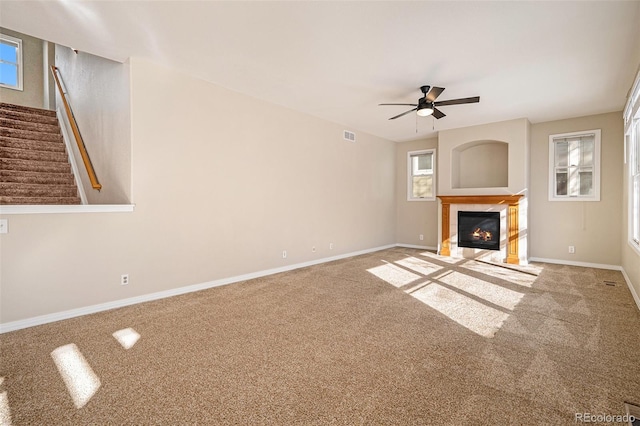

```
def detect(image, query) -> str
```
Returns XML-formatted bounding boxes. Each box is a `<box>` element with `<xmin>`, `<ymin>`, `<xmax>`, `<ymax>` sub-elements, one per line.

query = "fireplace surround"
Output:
<box><xmin>437</xmin><ymin>195</ymin><xmax>524</xmax><ymax>264</ymax></box>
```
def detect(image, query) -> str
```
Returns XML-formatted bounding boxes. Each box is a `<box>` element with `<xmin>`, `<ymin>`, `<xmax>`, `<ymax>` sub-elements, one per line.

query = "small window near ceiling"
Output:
<box><xmin>408</xmin><ymin>149</ymin><xmax>436</xmax><ymax>201</ymax></box>
<box><xmin>0</xmin><ymin>34</ymin><xmax>23</xmax><ymax>91</ymax></box>
<box><xmin>548</xmin><ymin>129</ymin><xmax>601</xmax><ymax>201</ymax></box>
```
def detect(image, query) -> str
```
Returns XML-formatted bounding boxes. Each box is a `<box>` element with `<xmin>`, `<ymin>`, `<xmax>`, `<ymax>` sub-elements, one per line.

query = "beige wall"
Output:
<box><xmin>529</xmin><ymin>112</ymin><xmax>623</xmax><ymax>266</ymax></box>
<box><xmin>55</xmin><ymin>46</ymin><xmax>131</xmax><ymax>203</ymax></box>
<box><xmin>0</xmin><ymin>28</ymin><xmax>44</xmax><ymax>108</ymax></box>
<box><xmin>0</xmin><ymin>58</ymin><xmax>396</xmax><ymax>324</ymax></box>
<box><xmin>395</xmin><ymin>137</ymin><xmax>438</xmax><ymax>248</ymax></box>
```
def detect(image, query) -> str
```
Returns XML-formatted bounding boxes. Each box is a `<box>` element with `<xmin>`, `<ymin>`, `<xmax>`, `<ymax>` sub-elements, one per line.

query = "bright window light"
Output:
<box><xmin>51</xmin><ymin>344</ymin><xmax>101</xmax><ymax>409</ymax></box>
<box><xmin>113</xmin><ymin>328</ymin><xmax>141</xmax><ymax>350</ymax></box>
<box><xmin>411</xmin><ymin>283</ymin><xmax>510</xmax><ymax>338</ymax></box>
<box><xmin>439</xmin><ymin>271</ymin><xmax>524</xmax><ymax>311</ymax></box>
<box><xmin>367</xmin><ymin>262</ymin><xmax>421</xmax><ymax>288</ymax></box>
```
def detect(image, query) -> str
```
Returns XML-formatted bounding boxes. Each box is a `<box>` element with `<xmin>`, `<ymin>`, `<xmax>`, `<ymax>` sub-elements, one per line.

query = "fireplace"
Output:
<box><xmin>458</xmin><ymin>211</ymin><xmax>500</xmax><ymax>251</ymax></box>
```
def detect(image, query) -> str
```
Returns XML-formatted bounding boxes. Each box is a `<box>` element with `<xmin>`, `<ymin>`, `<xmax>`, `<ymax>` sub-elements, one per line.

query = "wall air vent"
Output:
<box><xmin>343</xmin><ymin>130</ymin><xmax>356</xmax><ymax>142</ymax></box>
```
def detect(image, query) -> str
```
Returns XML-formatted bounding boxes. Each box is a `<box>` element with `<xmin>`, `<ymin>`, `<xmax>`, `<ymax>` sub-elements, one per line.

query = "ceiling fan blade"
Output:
<box><xmin>389</xmin><ymin>108</ymin><xmax>417</xmax><ymax>120</ymax></box>
<box><xmin>426</xmin><ymin>87</ymin><xmax>445</xmax><ymax>102</ymax></box>
<box><xmin>379</xmin><ymin>103</ymin><xmax>418</xmax><ymax>106</ymax></box>
<box><xmin>434</xmin><ymin>96</ymin><xmax>480</xmax><ymax>107</ymax></box>
<box><xmin>432</xmin><ymin>107</ymin><xmax>446</xmax><ymax>119</ymax></box>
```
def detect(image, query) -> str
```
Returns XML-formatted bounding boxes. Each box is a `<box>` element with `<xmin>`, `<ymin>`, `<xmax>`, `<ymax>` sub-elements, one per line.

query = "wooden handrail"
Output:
<box><xmin>50</xmin><ymin>65</ymin><xmax>101</xmax><ymax>190</ymax></box>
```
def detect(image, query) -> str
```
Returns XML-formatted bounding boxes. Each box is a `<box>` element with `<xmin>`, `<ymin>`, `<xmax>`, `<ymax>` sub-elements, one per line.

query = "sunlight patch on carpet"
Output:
<box><xmin>0</xmin><ymin>377</ymin><xmax>12</xmax><ymax>426</ymax></box>
<box><xmin>51</xmin><ymin>344</ymin><xmax>101</xmax><ymax>409</ymax></box>
<box><xmin>439</xmin><ymin>271</ymin><xmax>524</xmax><ymax>311</ymax></box>
<box><xmin>367</xmin><ymin>262</ymin><xmax>421</xmax><ymax>288</ymax></box>
<box><xmin>394</xmin><ymin>256</ymin><xmax>443</xmax><ymax>276</ymax></box>
<box><xmin>113</xmin><ymin>328</ymin><xmax>141</xmax><ymax>350</ymax></box>
<box><xmin>460</xmin><ymin>261</ymin><xmax>538</xmax><ymax>287</ymax></box>
<box><xmin>411</xmin><ymin>283</ymin><xmax>509</xmax><ymax>338</ymax></box>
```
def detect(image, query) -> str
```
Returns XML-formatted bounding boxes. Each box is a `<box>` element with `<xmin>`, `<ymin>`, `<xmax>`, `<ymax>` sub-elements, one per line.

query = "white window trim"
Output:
<box><xmin>625</xmin><ymin>67</ymin><xmax>640</xmax><ymax>256</ymax></box>
<box><xmin>407</xmin><ymin>149</ymin><xmax>436</xmax><ymax>201</ymax></box>
<box><xmin>628</xmin><ymin>119</ymin><xmax>640</xmax><ymax>256</ymax></box>
<box><xmin>548</xmin><ymin>129</ymin><xmax>601</xmax><ymax>202</ymax></box>
<box><xmin>0</xmin><ymin>33</ymin><xmax>23</xmax><ymax>91</ymax></box>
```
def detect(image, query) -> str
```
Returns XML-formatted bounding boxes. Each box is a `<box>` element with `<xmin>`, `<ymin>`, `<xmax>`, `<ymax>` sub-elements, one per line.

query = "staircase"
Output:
<box><xmin>0</xmin><ymin>103</ymin><xmax>81</xmax><ymax>205</ymax></box>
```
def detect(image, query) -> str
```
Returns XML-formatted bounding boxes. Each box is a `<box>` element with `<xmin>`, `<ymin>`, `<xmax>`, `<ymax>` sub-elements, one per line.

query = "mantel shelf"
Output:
<box><xmin>437</xmin><ymin>195</ymin><xmax>524</xmax><ymax>205</ymax></box>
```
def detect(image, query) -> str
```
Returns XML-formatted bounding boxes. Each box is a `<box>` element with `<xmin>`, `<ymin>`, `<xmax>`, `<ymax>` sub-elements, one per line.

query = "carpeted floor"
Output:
<box><xmin>1</xmin><ymin>247</ymin><xmax>639</xmax><ymax>425</ymax></box>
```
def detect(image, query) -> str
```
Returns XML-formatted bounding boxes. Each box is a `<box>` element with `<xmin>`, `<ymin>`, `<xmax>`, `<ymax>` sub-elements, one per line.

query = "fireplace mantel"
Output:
<box><xmin>437</xmin><ymin>194</ymin><xmax>524</xmax><ymax>264</ymax></box>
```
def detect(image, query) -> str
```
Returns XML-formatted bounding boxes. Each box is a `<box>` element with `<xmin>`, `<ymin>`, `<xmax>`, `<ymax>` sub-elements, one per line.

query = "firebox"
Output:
<box><xmin>458</xmin><ymin>211</ymin><xmax>500</xmax><ymax>251</ymax></box>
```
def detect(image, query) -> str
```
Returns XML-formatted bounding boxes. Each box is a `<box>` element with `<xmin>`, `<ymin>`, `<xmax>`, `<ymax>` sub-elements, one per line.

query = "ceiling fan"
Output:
<box><xmin>379</xmin><ymin>85</ymin><xmax>480</xmax><ymax>120</ymax></box>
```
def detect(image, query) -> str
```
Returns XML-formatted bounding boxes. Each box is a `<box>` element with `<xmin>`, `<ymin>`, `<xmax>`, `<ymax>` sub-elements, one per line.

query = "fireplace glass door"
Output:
<box><xmin>458</xmin><ymin>211</ymin><xmax>500</xmax><ymax>251</ymax></box>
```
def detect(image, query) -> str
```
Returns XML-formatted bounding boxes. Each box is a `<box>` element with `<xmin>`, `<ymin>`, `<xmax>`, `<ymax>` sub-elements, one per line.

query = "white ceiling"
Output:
<box><xmin>2</xmin><ymin>1</ymin><xmax>639</xmax><ymax>142</ymax></box>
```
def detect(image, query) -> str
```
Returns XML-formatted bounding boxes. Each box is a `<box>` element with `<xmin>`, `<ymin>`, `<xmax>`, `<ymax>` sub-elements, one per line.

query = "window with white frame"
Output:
<box><xmin>408</xmin><ymin>149</ymin><xmax>435</xmax><ymax>201</ymax></box>
<box><xmin>624</xmin><ymin>67</ymin><xmax>640</xmax><ymax>254</ymax></box>
<box><xmin>0</xmin><ymin>34</ymin><xmax>23</xmax><ymax>91</ymax></box>
<box><xmin>630</xmin><ymin>119</ymin><xmax>640</xmax><ymax>246</ymax></box>
<box><xmin>548</xmin><ymin>129</ymin><xmax>601</xmax><ymax>201</ymax></box>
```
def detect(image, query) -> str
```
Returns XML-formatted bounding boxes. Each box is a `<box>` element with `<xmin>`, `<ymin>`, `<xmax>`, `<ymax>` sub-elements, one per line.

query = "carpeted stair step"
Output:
<box><xmin>0</xmin><ymin>170</ymin><xmax>76</xmax><ymax>185</ymax></box>
<box><xmin>0</xmin><ymin>102</ymin><xmax>80</xmax><ymax>206</ymax></box>
<box><xmin>0</xmin><ymin>135</ymin><xmax>66</xmax><ymax>153</ymax></box>
<box><xmin>0</xmin><ymin>196</ymin><xmax>80</xmax><ymax>205</ymax></box>
<box><xmin>1</xmin><ymin>158</ymin><xmax>72</xmax><ymax>174</ymax></box>
<box><xmin>0</xmin><ymin>146</ymin><xmax>69</xmax><ymax>163</ymax></box>
<box><xmin>0</xmin><ymin>117</ymin><xmax>61</xmax><ymax>134</ymax></box>
<box><xmin>0</xmin><ymin>182</ymin><xmax>78</xmax><ymax>198</ymax></box>
<box><xmin>0</xmin><ymin>102</ymin><xmax>56</xmax><ymax>117</ymax></box>
<box><xmin>0</xmin><ymin>127</ymin><xmax>63</xmax><ymax>143</ymax></box>
<box><xmin>0</xmin><ymin>108</ymin><xmax>59</xmax><ymax>126</ymax></box>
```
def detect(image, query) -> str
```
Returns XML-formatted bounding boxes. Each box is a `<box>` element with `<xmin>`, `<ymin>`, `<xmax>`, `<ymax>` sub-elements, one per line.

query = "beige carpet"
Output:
<box><xmin>1</xmin><ymin>247</ymin><xmax>639</xmax><ymax>424</ymax></box>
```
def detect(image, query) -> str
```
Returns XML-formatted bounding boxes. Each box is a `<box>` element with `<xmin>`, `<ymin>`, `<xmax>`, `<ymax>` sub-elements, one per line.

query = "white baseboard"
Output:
<box><xmin>621</xmin><ymin>267</ymin><xmax>640</xmax><ymax>311</ymax></box>
<box><xmin>0</xmin><ymin>244</ymin><xmax>395</xmax><ymax>334</ymax></box>
<box><xmin>395</xmin><ymin>244</ymin><xmax>438</xmax><ymax>251</ymax></box>
<box><xmin>528</xmin><ymin>257</ymin><xmax>621</xmax><ymax>271</ymax></box>
<box><xmin>3</xmin><ymin>246</ymin><xmax>636</xmax><ymax>333</ymax></box>
<box><xmin>530</xmin><ymin>257</ymin><xmax>640</xmax><ymax>312</ymax></box>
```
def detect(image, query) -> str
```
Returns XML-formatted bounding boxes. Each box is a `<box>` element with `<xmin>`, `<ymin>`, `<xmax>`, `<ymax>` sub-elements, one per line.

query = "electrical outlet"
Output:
<box><xmin>419</xmin><ymin>234</ymin><xmax>424</xmax><ymax>241</ymax></box>
<box><xmin>0</xmin><ymin>219</ymin><xmax>7</xmax><ymax>234</ymax></box>
<box><xmin>568</xmin><ymin>246</ymin><xmax>575</xmax><ymax>254</ymax></box>
<box><xmin>282</xmin><ymin>250</ymin><xmax>287</xmax><ymax>259</ymax></box>
<box><xmin>121</xmin><ymin>274</ymin><xmax>129</xmax><ymax>285</ymax></box>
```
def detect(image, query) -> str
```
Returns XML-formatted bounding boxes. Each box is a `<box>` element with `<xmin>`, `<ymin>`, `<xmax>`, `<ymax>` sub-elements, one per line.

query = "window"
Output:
<box><xmin>0</xmin><ymin>34</ymin><xmax>23</xmax><ymax>91</ymax></box>
<box><xmin>631</xmin><ymin>120</ymin><xmax>640</xmax><ymax>246</ymax></box>
<box><xmin>625</xmin><ymin>68</ymin><xmax>640</xmax><ymax>254</ymax></box>
<box><xmin>548</xmin><ymin>129</ymin><xmax>601</xmax><ymax>201</ymax></box>
<box><xmin>408</xmin><ymin>149</ymin><xmax>435</xmax><ymax>201</ymax></box>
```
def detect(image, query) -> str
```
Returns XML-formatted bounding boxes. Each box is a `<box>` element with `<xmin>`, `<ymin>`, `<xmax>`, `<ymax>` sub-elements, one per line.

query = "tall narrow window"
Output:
<box><xmin>624</xmin><ymin>67</ymin><xmax>640</xmax><ymax>254</ymax></box>
<box><xmin>0</xmin><ymin>34</ymin><xmax>23</xmax><ymax>91</ymax></box>
<box><xmin>548</xmin><ymin>130</ymin><xmax>601</xmax><ymax>201</ymax></box>
<box><xmin>632</xmin><ymin>120</ymin><xmax>640</xmax><ymax>245</ymax></box>
<box><xmin>408</xmin><ymin>149</ymin><xmax>435</xmax><ymax>201</ymax></box>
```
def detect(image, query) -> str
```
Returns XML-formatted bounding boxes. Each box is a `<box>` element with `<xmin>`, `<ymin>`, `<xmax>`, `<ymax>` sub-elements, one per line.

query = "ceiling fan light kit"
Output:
<box><xmin>380</xmin><ymin>85</ymin><xmax>480</xmax><ymax>121</ymax></box>
<box><xmin>416</xmin><ymin>99</ymin><xmax>434</xmax><ymax>117</ymax></box>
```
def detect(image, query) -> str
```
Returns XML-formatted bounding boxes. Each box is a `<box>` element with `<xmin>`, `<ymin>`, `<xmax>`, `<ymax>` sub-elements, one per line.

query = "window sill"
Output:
<box><xmin>548</xmin><ymin>197</ymin><xmax>600</xmax><ymax>202</ymax></box>
<box><xmin>0</xmin><ymin>204</ymin><xmax>135</xmax><ymax>215</ymax></box>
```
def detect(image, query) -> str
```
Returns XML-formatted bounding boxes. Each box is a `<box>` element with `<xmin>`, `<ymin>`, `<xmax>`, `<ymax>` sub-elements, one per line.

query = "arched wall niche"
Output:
<box><xmin>452</xmin><ymin>140</ymin><xmax>508</xmax><ymax>189</ymax></box>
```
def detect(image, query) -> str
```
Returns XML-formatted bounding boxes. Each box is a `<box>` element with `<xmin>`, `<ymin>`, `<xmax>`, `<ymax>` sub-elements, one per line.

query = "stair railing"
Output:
<box><xmin>50</xmin><ymin>65</ymin><xmax>102</xmax><ymax>191</ymax></box>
